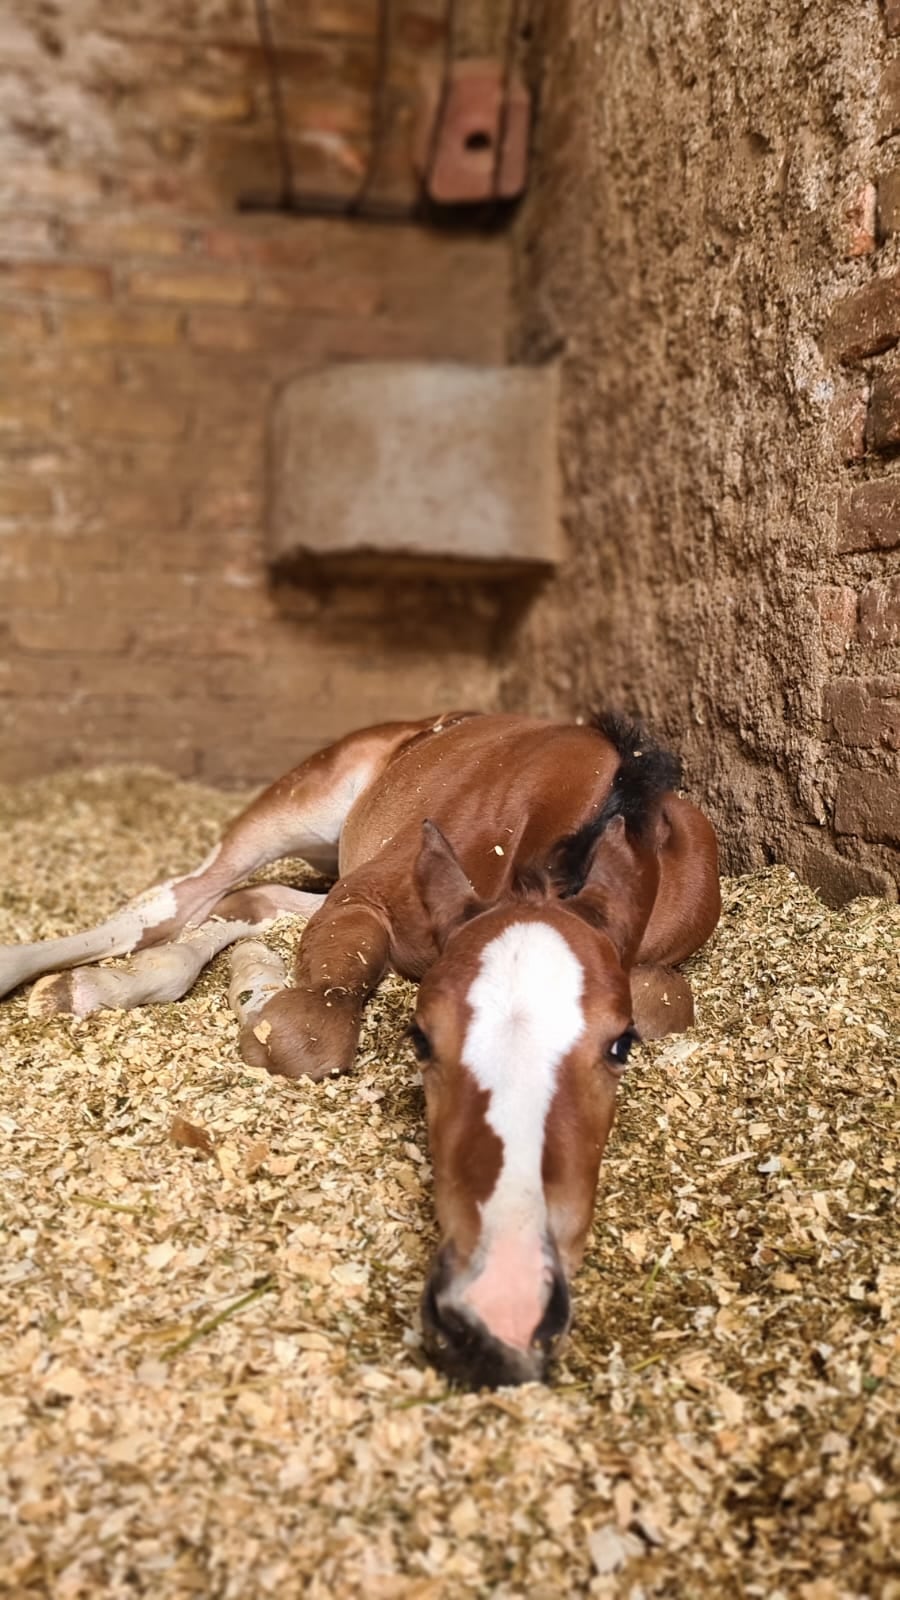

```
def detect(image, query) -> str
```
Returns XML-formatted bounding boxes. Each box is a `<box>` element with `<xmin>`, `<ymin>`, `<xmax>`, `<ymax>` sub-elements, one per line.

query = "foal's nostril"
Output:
<box><xmin>531</xmin><ymin>1269</ymin><xmax>570</xmax><ymax>1349</ymax></box>
<box><xmin>421</xmin><ymin>1264</ymin><xmax>570</xmax><ymax>1389</ymax></box>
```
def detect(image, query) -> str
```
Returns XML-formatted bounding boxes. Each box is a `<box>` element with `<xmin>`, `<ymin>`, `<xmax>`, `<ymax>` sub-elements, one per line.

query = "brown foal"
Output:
<box><xmin>0</xmin><ymin>711</ymin><xmax>720</xmax><ymax>1387</ymax></box>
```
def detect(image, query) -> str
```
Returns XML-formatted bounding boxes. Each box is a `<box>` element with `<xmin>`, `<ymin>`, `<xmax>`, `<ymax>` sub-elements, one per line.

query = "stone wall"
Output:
<box><xmin>0</xmin><ymin>0</ymin><xmax>509</xmax><ymax>786</ymax></box>
<box><xmin>504</xmin><ymin>0</ymin><xmax>899</xmax><ymax>899</ymax></box>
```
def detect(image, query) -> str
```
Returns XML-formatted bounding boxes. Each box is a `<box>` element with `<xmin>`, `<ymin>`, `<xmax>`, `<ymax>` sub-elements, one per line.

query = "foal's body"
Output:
<box><xmin>0</xmin><ymin>711</ymin><xmax>720</xmax><ymax>1386</ymax></box>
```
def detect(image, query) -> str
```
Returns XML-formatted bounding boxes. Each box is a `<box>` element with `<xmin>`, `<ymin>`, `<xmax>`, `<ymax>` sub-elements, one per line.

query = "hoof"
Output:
<box><xmin>27</xmin><ymin>972</ymin><xmax>81</xmax><ymax>1019</ymax></box>
<box><xmin>236</xmin><ymin>989</ymin><xmax>359</xmax><ymax>1081</ymax></box>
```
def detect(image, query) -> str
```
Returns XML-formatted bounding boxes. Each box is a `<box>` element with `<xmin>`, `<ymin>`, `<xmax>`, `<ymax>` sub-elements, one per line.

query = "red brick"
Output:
<box><xmin>127</xmin><ymin>267</ymin><xmax>252</xmax><ymax>306</ymax></box>
<box><xmin>836</xmin><ymin>482</ymin><xmax>900</xmax><ymax>552</ymax></box>
<box><xmin>43</xmin><ymin>696</ymin><xmax>209</xmax><ymax>745</ymax></box>
<box><xmin>877</xmin><ymin>166</ymin><xmax>900</xmax><ymax>235</ymax></box>
<box><xmin>198</xmin><ymin>227</ymin><xmax>318</xmax><ymax>270</ymax></box>
<box><xmin>137</xmin><ymin>618</ymin><xmax>266</xmax><ymax>659</ymax></box>
<box><xmin>0</xmin><ymin>572</ymin><xmax>63</xmax><ymax>610</ymax></box>
<box><xmin>0</xmin><ymin>165</ymin><xmax>103</xmax><ymax>207</ymax></box>
<box><xmin>823</xmin><ymin>275</ymin><xmax>900</xmax><ymax>365</ymax></box>
<box><xmin>859</xmin><ymin>576</ymin><xmax>900</xmax><ymax>646</ymax></box>
<box><xmin>55</xmin><ymin>306</ymin><xmax>182</xmax><ymax>346</ymax></box>
<box><xmin>59</xmin><ymin>477</ymin><xmax>186</xmax><ymax>540</ymax></box>
<box><xmin>0</xmin><ymin>527</ymin><xmax>123</xmax><ymax>570</ymax></box>
<box><xmin>0</xmin><ymin>305</ymin><xmax>46</xmax><ymax>343</ymax></box>
<box><xmin>198</xmin><ymin>738</ymin><xmax>322</xmax><ymax>787</ymax></box>
<box><xmin>176</xmin><ymin>86</ymin><xmax>254</xmax><ymax>123</ymax></box>
<box><xmin>866</xmin><ymin>367</ymin><xmax>900</xmax><ymax>451</ymax></box>
<box><xmin>834</xmin><ymin>769</ymin><xmax>900</xmax><ymax>842</ymax></box>
<box><xmin>61</xmin><ymin>390</ymin><xmax>189</xmax><ymax>440</ymax></box>
<box><xmin>11</xmin><ymin>611</ymin><xmax>133</xmax><ymax>654</ymax></box>
<box><xmin>309</xmin><ymin>0</ymin><xmax>379</xmax><ymax>36</ymax></box>
<box><xmin>185</xmin><ymin>310</ymin><xmax>258</xmax><ymax>351</ymax></box>
<box><xmin>64</xmin><ymin>218</ymin><xmax>186</xmax><ymax>258</ymax></box>
<box><xmin>0</xmin><ymin>260</ymin><xmax>112</xmax><ymax>301</ymax></box>
<box><xmin>0</xmin><ymin>214</ymin><xmax>57</xmax><ymax>255</ymax></box>
<box><xmin>829</xmin><ymin>387</ymin><xmax>868</xmax><ymax>464</ymax></box>
<box><xmin>823</xmin><ymin>678</ymin><xmax>900</xmax><ymax>750</ymax></box>
<box><xmin>69</xmin><ymin>657</ymin><xmax>211</xmax><ymax>701</ymax></box>
<box><xmin>0</xmin><ymin>700</ymin><xmax>199</xmax><ymax>776</ymax></box>
<box><xmin>793</xmin><ymin>839</ymin><xmax>897</xmax><ymax>907</ymax></box>
<box><xmin>188</xmin><ymin>484</ymin><xmax>263</xmax><ymax>531</ymax></box>
<box><xmin>0</xmin><ymin>392</ymin><xmax>56</xmax><ymax>432</ymax></box>
<box><xmin>814</xmin><ymin>585</ymin><xmax>858</xmax><ymax>653</ymax></box>
<box><xmin>256</xmin><ymin>271</ymin><xmax>380</xmax><ymax>317</ymax></box>
<box><xmin>879</xmin><ymin>60</ymin><xmax>900</xmax><ymax>137</ymax></box>
<box><xmin>80</xmin><ymin>738</ymin><xmax>199</xmax><ymax>779</ymax></box>
<box><xmin>204</xmin><ymin>577</ymin><xmax>276</xmax><ymax>617</ymax></box>
<box><xmin>0</xmin><ymin>742</ymin><xmax>73</xmax><ymax>783</ymax></box>
<box><xmin>1</xmin><ymin>348</ymin><xmax>117</xmax><ymax>388</ymax></box>
<box><xmin>64</xmin><ymin>571</ymin><xmax>198</xmax><ymax>615</ymax></box>
<box><xmin>0</xmin><ymin>654</ymin><xmax>89</xmax><ymax>699</ymax></box>
<box><xmin>0</xmin><ymin>479</ymin><xmax>55</xmax><ymax>519</ymax></box>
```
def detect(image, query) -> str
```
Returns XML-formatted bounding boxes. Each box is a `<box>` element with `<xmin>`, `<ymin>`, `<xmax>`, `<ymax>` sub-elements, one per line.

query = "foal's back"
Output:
<box><xmin>338</xmin><ymin>714</ymin><xmax>623</xmax><ymax>892</ymax></box>
<box><xmin>332</xmin><ymin>713</ymin><xmax>719</xmax><ymax>981</ymax></box>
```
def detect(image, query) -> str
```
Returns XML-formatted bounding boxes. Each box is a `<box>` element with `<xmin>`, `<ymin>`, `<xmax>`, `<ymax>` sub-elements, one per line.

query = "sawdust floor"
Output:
<box><xmin>0</xmin><ymin>768</ymin><xmax>897</xmax><ymax>1600</ymax></box>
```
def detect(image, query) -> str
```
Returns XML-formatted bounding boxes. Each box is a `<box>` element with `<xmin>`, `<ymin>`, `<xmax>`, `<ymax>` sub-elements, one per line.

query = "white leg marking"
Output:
<box><xmin>27</xmin><ymin>917</ymin><xmax>263</xmax><ymax>1019</ymax></box>
<box><xmin>0</xmin><ymin>887</ymin><xmax>178</xmax><ymax>1000</ymax></box>
<box><xmin>456</xmin><ymin>922</ymin><xmax>586</xmax><ymax>1348</ymax></box>
<box><xmin>25</xmin><ymin>888</ymin><xmax>325</xmax><ymax>1020</ymax></box>
<box><xmin>228</xmin><ymin>941</ymin><xmax>289</xmax><ymax>1027</ymax></box>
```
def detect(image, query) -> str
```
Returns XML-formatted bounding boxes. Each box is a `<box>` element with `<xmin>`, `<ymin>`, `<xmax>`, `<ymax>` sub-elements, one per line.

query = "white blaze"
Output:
<box><xmin>458</xmin><ymin>921</ymin><xmax>586</xmax><ymax>1346</ymax></box>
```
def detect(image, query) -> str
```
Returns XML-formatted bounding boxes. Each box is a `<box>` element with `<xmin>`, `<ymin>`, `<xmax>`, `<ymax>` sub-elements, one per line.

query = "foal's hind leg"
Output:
<box><xmin>0</xmin><ymin>719</ymin><xmax>431</xmax><ymax>1003</ymax></box>
<box><xmin>27</xmin><ymin>887</ymin><xmax>324</xmax><ymax>1020</ymax></box>
<box><xmin>631</xmin><ymin>963</ymin><xmax>694</xmax><ymax>1040</ymax></box>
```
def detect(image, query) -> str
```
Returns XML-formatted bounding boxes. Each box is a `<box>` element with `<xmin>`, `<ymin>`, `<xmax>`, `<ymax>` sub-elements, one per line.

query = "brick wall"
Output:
<box><xmin>817</xmin><ymin>4</ymin><xmax>900</xmax><ymax>884</ymax></box>
<box><xmin>505</xmin><ymin>0</ymin><xmax>898</xmax><ymax>903</ymax></box>
<box><xmin>0</xmin><ymin>0</ymin><xmax>509</xmax><ymax>787</ymax></box>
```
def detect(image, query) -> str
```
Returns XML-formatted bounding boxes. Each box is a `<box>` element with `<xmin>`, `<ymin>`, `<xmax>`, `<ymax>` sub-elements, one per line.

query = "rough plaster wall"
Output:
<box><xmin>0</xmin><ymin>0</ymin><xmax>509</xmax><ymax>788</ymax></box>
<box><xmin>506</xmin><ymin>0</ymin><xmax>898</xmax><ymax>896</ymax></box>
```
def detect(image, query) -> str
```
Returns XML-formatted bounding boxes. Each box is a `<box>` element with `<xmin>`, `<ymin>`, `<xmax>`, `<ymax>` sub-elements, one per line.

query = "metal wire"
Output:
<box><xmin>421</xmin><ymin>0</ymin><xmax>458</xmax><ymax>203</ymax></box>
<box><xmin>253</xmin><ymin>0</ymin><xmax>294</xmax><ymax>208</ymax></box>
<box><xmin>245</xmin><ymin>0</ymin><xmax>525</xmax><ymax>224</ymax></box>
<box><xmin>347</xmin><ymin>0</ymin><xmax>393</xmax><ymax>215</ymax></box>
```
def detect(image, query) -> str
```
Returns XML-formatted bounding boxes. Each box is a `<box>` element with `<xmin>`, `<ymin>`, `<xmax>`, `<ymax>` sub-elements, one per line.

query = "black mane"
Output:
<box><xmin>548</xmin><ymin>711</ymin><xmax>682</xmax><ymax>898</ymax></box>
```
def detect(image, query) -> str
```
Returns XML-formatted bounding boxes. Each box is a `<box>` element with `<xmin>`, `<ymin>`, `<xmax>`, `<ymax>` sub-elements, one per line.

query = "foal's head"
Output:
<box><xmin>412</xmin><ymin>803</ymin><xmax>663</xmax><ymax>1389</ymax></box>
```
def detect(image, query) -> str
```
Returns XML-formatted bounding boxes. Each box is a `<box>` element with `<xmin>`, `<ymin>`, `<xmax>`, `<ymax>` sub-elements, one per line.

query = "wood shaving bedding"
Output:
<box><xmin>0</xmin><ymin>767</ymin><xmax>897</xmax><ymax>1600</ymax></box>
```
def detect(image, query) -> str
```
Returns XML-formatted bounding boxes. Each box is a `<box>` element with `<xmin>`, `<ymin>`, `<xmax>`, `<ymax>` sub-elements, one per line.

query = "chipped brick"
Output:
<box><xmin>834</xmin><ymin>769</ymin><xmax>900</xmax><ymax>843</ymax></box>
<box><xmin>126</xmin><ymin>268</ymin><xmax>252</xmax><ymax>306</ymax></box>
<box><xmin>836</xmin><ymin>482</ymin><xmax>900</xmax><ymax>552</ymax></box>
<box><xmin>0</xmin><ymin>260</ymin><xmax>112</xmax><ymax>300</ymax></box>
<box><xmin>55</xmin><ymin>306</ymin><xmax>182</xmax><ymax>346</ymax></box>
<box><xmin>823</xmin><ymin>275</ymin><xmax>900</xmax><ymax>365</ymax></box>
<box><xmin>823</xmin><ymin>677</ymin><xmax>900</xmax><ymax>750</ymax></box>
<box><xmin>859</xmin><ymin>576</ymin><xmax>900</xmax><ymax>646</ymax></box>
<box><xmin>866</xmin><ymin>366</ymin><xmax>900</xmax><ymax>451</ymax></box>
<box><xmin>814</xmin><ymin>585</ymin><xmax>858</xmax><ymax>653</ymax></box>
<box><xmin>793</xmin><ymin>839</ymin><xmax>897</xmax><ymax>906</ymax></box>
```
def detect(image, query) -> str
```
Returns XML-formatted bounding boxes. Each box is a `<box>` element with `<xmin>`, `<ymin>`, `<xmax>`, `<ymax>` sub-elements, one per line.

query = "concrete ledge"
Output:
<box><xmin>268</xmin><ymin>362</ymin><xmax>560</xmax><ymax>579</ymax></box>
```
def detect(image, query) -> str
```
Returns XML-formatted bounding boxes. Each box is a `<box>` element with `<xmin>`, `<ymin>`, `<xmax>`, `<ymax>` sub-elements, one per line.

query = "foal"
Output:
<box><xmin>0</xmin><ymin>711</ymin><xmax>720</xmax><ymax>1387</ymax></box>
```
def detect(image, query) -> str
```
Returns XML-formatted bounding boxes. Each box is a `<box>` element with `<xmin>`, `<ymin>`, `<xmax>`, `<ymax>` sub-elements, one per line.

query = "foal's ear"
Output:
<box><xmin>572</xmin><ymin>814</ymin><xmax>660</xmax><ymax>968</ymax></box>
<box><xmin>415</xmin><ymin>820</ymin><xmax>483</xmax><ymax>949</ymax></box>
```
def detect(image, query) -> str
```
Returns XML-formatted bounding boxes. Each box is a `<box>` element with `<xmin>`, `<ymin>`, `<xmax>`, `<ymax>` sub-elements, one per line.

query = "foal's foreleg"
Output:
<box><xmin>27</xmin><ymin>887</ymin><xmax>324</xmax><ymax>1019</ymax></box>
<box><xmin>236</xmin><ymin>891</ymin><xmax>393</xmax><ymax>1081</ymax></box>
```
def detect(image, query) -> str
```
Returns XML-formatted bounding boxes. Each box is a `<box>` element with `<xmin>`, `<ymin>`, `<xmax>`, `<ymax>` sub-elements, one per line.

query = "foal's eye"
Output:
<box><xmin>607</xmin><ymin>1028</ymin><xmax>638</xmax><ymax>1068</ymax></box>
<box><xmin>408</xmin><ymin>1023</ymin><xmax>433</xmax><ymax>1064</ymax></box>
